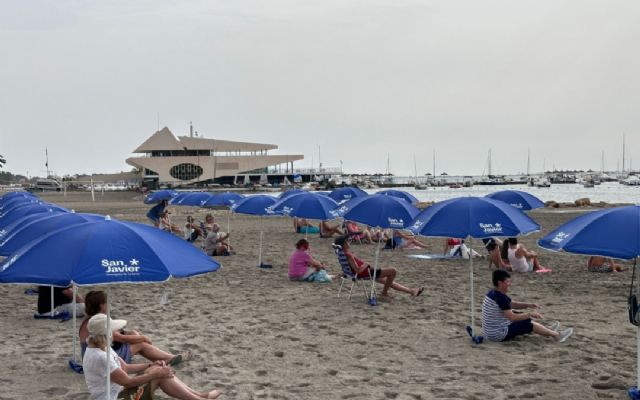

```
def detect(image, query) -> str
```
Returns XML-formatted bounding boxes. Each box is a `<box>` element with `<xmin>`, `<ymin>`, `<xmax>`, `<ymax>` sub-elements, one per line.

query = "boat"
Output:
<box><xmin>448</xmin><ymin>183</ymin><xmax>463</xmax><ymax>189</ymax></box>
<box><xmin>534</xmin><ymin>177</ymin><xmax>551</xmax><ymax>188</ymax></box>
<box><xmin>413</xmin><ymin>155</ymin><xmax>427</xmax><ymax>190</ymax></box>
<box><xmin>478</xmin><ymin>150</ymin><xmax>508</xmax><ymax>185</ymax></box>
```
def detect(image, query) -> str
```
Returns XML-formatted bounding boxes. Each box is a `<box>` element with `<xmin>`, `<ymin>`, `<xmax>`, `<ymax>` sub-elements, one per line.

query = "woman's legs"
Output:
<box><xmin>375</xmin><ymin>268</ymin><xmax>396</xmax><ymax>295</ymax></box>
<box><xmin>152</xmin><ymin>374</ymin><xmax>220</xmax><ymax>399</ymax></box>
<box><xmin>131</xmin><ymin>342</ymin><xmax>175</xmax><ymax>362</ymax></box>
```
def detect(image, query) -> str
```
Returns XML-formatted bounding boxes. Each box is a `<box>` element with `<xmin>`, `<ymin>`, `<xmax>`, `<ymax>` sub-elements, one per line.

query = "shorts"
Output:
<box><xmin>503</xmin><ymin>319</ymin><xmax>534</xmax><ymax>341</ymax></box>
<box><xmin>447</xmin><ymin>238</ymin><xmax>461</xmax><ymax>246</ymax></box>
<box><xmin>358</xmin><ymin>266</ymin><xmax>382</xmax><ymax>279</ymax></box>
<box><xmin>119</xmin><ymin>383</ymin><xmax>152</xmax><ymax>400</ymax></box>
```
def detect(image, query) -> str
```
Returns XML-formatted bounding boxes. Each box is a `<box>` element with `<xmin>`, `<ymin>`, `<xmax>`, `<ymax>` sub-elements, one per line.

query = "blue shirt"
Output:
<box><xmin>146</xmin><ymin>202</ymin><xmax>166</xmax><ymax>221</ymax></box>
<box><xmin>482</xmin><ymin>289</ymin><xmax>512</xmax><ymax>341</ymax></box>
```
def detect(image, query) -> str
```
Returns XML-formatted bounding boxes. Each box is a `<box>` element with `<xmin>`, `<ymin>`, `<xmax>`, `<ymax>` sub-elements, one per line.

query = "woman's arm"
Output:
<box><xmin>346</xmin><ymin>253</ymin><xmax>366</xmax><ymax>274</ymax></box>
<box><xmin>112</xmin><ymin>330</ymin><xmax>151</xmax><ymax>345</ymax></box>
<box><xmin>111</xmin><ymin>364</ymin><xmax>172</xmax><ymax>388</ymax></box>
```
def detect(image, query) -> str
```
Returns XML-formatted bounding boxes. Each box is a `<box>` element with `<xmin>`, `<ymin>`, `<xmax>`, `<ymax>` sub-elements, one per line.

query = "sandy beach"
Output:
<box><xmin>0</xmin><ymin>191</ymin><xmax>635</xmax><ymax>400</ymax></box>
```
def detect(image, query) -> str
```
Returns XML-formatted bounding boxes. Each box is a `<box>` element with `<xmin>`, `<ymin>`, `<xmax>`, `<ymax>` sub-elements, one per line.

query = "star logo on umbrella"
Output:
<box><xmin>130</xmin><ymin>259</ymin><xmax>139</xmax><ymax>266</ymax></box>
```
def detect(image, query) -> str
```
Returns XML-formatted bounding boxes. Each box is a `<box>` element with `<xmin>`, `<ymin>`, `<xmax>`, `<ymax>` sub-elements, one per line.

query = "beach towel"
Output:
<box><xmin>303</xmin><ymin>269</ymin><xmax>332</xmax><ymax>283</ymax></box>
<box><xmin>406</xmin><ymin>254</ymin><xmax>460</xmax><ymax>260</ymax></box>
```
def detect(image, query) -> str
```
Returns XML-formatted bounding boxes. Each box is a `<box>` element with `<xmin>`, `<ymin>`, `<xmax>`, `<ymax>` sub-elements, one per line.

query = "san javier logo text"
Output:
<box><xmin>510</xmin><ymin>203</ymin><xmax>524</xmax><ymax>209</ymax></box>
<box><xmin>387</xmin><ymin>217</ymin><xmax>404</xmax><ymax>228</ymax></box>
<box><xmin>103</xmin><ymin>259</ymin><xmax>141</xmax><ymax>275</ymax></box>
<box><xmin>551</xmin><ymin>232</ymin><xmax>570</xmax><ymax>244</ymax></box>
<box><xmin>480</xmin><ymin>223</ymin><xmax>503</xmax><ymax>234</ymax></box>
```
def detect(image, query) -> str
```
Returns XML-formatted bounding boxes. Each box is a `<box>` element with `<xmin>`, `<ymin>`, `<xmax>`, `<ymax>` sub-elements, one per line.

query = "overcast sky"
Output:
<box><xmin>1</xmin><ymin>0</ymin><xmax>639</xmax><ymax>178</ymax></box>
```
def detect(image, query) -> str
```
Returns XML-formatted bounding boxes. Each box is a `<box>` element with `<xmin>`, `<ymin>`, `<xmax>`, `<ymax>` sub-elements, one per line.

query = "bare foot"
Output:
<box><xmin>413</xmin><ymin>287</ymin><xmax>424</xmax><ymax>297</ymax></box>
<box><xmin>207</xmin><ymin>389</ymin><xmax>222</xmax><ymax>399</ymax></box>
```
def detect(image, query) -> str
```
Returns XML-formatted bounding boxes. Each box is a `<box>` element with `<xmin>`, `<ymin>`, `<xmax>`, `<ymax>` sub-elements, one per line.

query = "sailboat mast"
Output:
<box><xmin>527</xmin><ymin>149</ymin><xmax>530</xmax><ymax>176</ymax></box>
<box><xmin>601</xmin><ymin>150</ymin><xmax>604</xmax><ymax>173</ymax></box>
<box><xmin>488</xmin><ymin>149</ymin><xmax>492</xmax><ymax>176</ymax></box>
<box><xmin>623</xmin><ymin>132</ymin><xmax>626</xmax><ymax>173</ymax></box>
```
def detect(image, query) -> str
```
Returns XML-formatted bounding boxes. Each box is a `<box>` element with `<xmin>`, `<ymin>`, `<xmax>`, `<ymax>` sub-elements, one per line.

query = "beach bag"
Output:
<box><xmin>304</xmin><ymin>269</ymin><xmax>332</xmax><ymax>283</ymax></box>
<box><xmin>629</xmin><ymin>260</ymin><xmax>640</xmax><ymax>326</ymax></box>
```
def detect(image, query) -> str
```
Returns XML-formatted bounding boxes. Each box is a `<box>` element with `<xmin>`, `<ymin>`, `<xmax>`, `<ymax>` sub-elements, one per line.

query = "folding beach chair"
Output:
<box><xmin>343</xmin><ymin>221</ymin><xmax>365</xmax><ymax>244</ymax></box>
<box><xmin>333</xmin><ymin>244</ymin><xmax>376</xmax><ymax>300</ymax></box>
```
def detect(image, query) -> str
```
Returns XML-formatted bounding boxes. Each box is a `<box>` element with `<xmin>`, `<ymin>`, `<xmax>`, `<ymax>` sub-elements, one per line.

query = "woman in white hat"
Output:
<box><xmin>83</xmin><ymin>313</ymin><xmax>221</xmax><ymax>400</ymax></box>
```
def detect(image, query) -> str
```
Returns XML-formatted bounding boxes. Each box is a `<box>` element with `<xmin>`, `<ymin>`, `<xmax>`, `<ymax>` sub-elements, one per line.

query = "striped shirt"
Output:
<box><xmin>482</xmin><ymin>289</ymin><xmax>511</xmax><ymax>341</ymax></box>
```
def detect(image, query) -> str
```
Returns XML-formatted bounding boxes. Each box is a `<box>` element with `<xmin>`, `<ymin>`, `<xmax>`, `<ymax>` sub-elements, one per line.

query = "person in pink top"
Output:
<box><xmin>288</xmin><ymin>239</ymin><xmax>336</xmax><ymax>282</ymax></box>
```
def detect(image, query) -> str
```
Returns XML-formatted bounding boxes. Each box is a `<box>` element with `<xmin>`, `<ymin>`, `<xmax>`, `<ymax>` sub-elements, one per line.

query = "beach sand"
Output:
<box><xmin>0</xmin><ymin>191</ymin><xmax>635</xmax><ymax>399</ymax></box>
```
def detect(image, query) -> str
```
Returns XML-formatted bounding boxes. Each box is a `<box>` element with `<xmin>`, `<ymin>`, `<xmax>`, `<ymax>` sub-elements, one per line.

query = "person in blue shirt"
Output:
<box><xmin>146</xmin><ymin>200</ymin><xmax>168</xmax><ymax>227</ymax></box>
<box><xmin>481</xmin><ymin>269</ymin><xmax>573</xmax><ymax>343</ymax></box>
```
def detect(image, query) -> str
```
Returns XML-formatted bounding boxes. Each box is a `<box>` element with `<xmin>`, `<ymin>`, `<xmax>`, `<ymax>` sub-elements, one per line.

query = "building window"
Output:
<box><xmin>144</xmin><ymin>168</ymin><xmax>159</xmax><ymax>176</ymax></box>
<box><xmin>169</xmin><ymin>163</ymin><xmax>203</xmax><ymax>180</ymax></box>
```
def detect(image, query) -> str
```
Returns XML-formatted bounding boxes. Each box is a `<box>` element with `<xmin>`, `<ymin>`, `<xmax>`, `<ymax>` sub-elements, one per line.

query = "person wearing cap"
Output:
<box><xmin>334</xmin><ymin>236</ymin><xmax>424</xmax><ymax>298</ymax></box>
<box><xmin>79</xmin><ymin>291</ymin><xmax>191</xmax><ymax>366</ymax></box>
<box><xmin>83</xmin><ymin>313</ymin><xmax>221</xmax><ymax>400</ymax></box>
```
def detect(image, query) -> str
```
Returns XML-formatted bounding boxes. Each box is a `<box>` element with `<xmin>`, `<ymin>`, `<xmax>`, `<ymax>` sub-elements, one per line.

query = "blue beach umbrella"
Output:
<box><xmin>376</xmin><ymin>189</ymin><xmax>418</xmax><ymax>204</ymax></box>
<box><xmin>279</xmin><ymin>189</ymin><xmax>306</xmax><ymax>199</ymax></box>
<box><xmin>0</xmin><ymin>212</ymin><xmax>104</xmax><ymax>256</ymax></box>
<box><xmin>0</xmin><ymin>194</ymin><xmax>38</xmax><ymax>210</ymax></box>
<box><xmin>202</xmin><ymin>192</ymin><xmax>245</xmax><ymax>207</ymax></box>
<box><xmin>328</xmin><ymin>187</ymin><xmax>368</xmax><ymax>203</ymax></box>
<box><xmin>231</xmin><ymin>195</ymin><xmax>278</xmax><ymax>267</ymax></box>
<box><xmin>167</xmin><ymin>192</ymin><xmax>191</xmax><ymax>205</ymax></box>
<box><xmin>143</xmin><ymin>189</ymin><xmax>177</xmax><ymax>204</ymax></box>
<box><xmin>0</xmin><ymin>191</ymin><xmax>36</xmax><ymax>203</ymax></box>
<box><xmin>408</xmin><ymin>196</ymin><xmax>540</xmax><ymax>342</ymax></box>
<box><xmin>537</xmin><ymin>205</ymin><xmax>640</xmax><ymax>397</ymax></box>
<box><xmin>0</xmin><ymin>204</ymin><xmax>69</xmax><ymax>230</ymax></box>
<box><xmin>332</xmin><ymin>194</ymin><xmax>420</xmax><ymax>304</ymax></box>
<box><xmin>272</xmin><ymin>192</ymin><xmax>339</xmax><ymax>221</ymax></box>
<box><xmin>169</xmin><ymin>192</ymin><xmax>213</xmax><ymax>207</ymax></box>
<box><xmin>485</xmin><ymin>190</ymin><xmax>544</xmax><ymax>211</ymax></box>
<box><xmin>0</xmin><ymin>216</ymin><xmax>220</xmax><ymax>383</ymax></box>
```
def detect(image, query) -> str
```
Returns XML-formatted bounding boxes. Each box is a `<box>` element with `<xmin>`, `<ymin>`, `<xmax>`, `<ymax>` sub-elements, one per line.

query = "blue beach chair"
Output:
<box><xmin>333</xmin><ymin>244</ymin><xmax>376</xmax><ymax>300</ymax></box>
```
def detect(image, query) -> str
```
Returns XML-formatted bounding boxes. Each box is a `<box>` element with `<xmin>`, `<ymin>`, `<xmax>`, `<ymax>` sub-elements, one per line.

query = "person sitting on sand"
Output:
<box><xmin>202</xmin><ymin>214</ymin><xmax>216</xmax><ymax>237</ymax></box>
<box><xmin>507</xmin><ymin>237</ymin><xmax>550</xmax><ymax>273</ymax></box>
<box><xmin>588</xmin><ymin>256</ymin><xmax>624</xmax><ymax>273</ymax></box>
<box><xmin>288</xmin><ymin>239</ymin><xmax>336</xmax><ymax>282</ymax></box>
<box><xmin>204</xmin><ymin>224</ymin><xmax>233</xmax><ymax>256</ymax></box>
<box><xmin>35</xmin><ymin>285</ymin><xmax>85</xmax><ymax>318</ymax></box>
<box><xmin>366</xmin><ymin>226</ymin><xmax>384</xmax><ymax>242</ymax></box>
<box><xmin>159</xmin><ymin>211</ymin><xmax>183</xmax><ymax>235</ymax></box>
<box><xmin>334</xmin><ymin>236</ymin><xmax>423</xmax><ymax>299</ymax></box>
<box><xmin>483</xmin><ymin>238</ymin><xmax>511</xmax><ymax>270</ymax></box>
<box><xmin>79</xmin><ymin>291</ymin><xmax>191</xmax><ymax>366</ymax></box>
<box><xmin>184</xmin><ymin>216</ymin><xmax>203</xmax><ymax>242</ymax></box>
<box><xmin>319</xmin><ymin>220</ymin><xmax>343</xmax><ymax>238</ymax></box>
<box><xmin>83</xmin><ymin>313</ymin><xmax>221</xmax><ymax>400</ymax></box>
<box><xmin>293</xmin><ymin>217</ymin><xmax>319</xmax><ymax>234</ymax></box>
<box><xmin>482</xmin><ymin>270</ymin><xmax>573</xmax><ymax>343</ymax></box>
<box><xmin>443</xmin><ymin>238</ymin><xmax>461</xmax><ymax>255</ymax></box>
<box><xmin>146</xmin><ymin>200</ymin><xmax>168</xmax><ymax>228</ymax></box>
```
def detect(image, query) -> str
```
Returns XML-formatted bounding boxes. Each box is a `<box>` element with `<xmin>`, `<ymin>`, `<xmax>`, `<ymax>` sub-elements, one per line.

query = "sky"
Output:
<box><xmin>1</xmin><ymin>0</ymin><xmax>639</xmax><ymax>178</ymax></box>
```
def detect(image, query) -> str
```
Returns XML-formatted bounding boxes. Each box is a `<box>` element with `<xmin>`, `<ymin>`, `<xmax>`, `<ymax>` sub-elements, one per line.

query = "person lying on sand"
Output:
<box><xmin>79</xmin><ymin>291</ymin><xmax>191</xmax><ymax>366</ymax></box>
<box><xmin>588</xmin><ymin>256</ymin><xmax>625</xmax><ymax>273</ymax></box>
<box><xmin>334</xmin><ymin>236</ymin><xmax>423</xmax><ymax>299</ymax></box>
<box><xmin>506</xmin><ymin>237</ymin><xmax>551</xmax><ymax>273</ymax></box>
<box><xmin>482</xmin><ymin>270</ymin><xmax>573</xmax><ymax>343</ymax></box>
<box><xmin>83</xmin><ymin>313</ymin><xmax>221</xmax><ymax>400</ymax></box>
<box><xmin>288</xmin><ymin>239</ymin><xmax>336</xmax><ymax>282</ymax></box>
<box><xmin>385</xmin><ymin>230</ymin><xmax>428</xmax><ymax>250</ymax></box>
<box><xmin>293</xmin><ymin>217</ymin><xmax>319</xmax><ymax>234</ymax></box>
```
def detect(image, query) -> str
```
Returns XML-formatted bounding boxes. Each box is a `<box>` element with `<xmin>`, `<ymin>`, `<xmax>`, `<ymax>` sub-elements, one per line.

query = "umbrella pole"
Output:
<box><xmin>469</xmin><ymin>238</ymin><xmax>474</xmax><ymax>337</ymax></box>
<box><xmin>258</xmin><ymin>216</ymin><xmax>263</xmax><ymax>267</ymax></box>
<box><xmin>106</xmin><ymin>287</ymin><xmax>111</xmax><ymax>398</ymax></box>
<box><xmin>371</xmin><ymin>238</ymin><xmax>381</xmax><ymax>304</ymax></box>
<box><xmin>72</xmin><ymin>284</ymin><xmax>77</xmax><ymax>362</ymax></box>
<box><xmin>227</xmin><ymin>211</ymin><xmax>231</xmax><ymax>248</ymax></box>
<box><xmin>50</xmin><ymin>286</ymin><xmax>54</xmax><ymax>317</ymax></box>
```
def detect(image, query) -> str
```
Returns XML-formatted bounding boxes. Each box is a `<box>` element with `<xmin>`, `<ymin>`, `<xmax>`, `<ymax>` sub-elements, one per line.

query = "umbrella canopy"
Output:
<box><xmin>0</xmin><ymin>191</ymin><xmax>36</xmax><ymax>203</ymax></box>
<box><xmin>0</xmin><ymin>197</ymin><xmax>42</xmax><ymax>213</ymax></box>
<box><xmin>169</xmin><ymin>192</ymin><xmax>213</xmax><ymax>207</ymax></box>
<box><xmin>279</xmin><ymin>189</ymin><xmax>306</xmax><ymax>199</ymax></box>
<box><xmin>408</xmin><ymin>196</ymin><xmax>540</xmax><ymax>238</ymax></box>
<box><xmin>202</xmin><ymin>192</ymin><xmax>245</xmax><ymax>207</ymax></box>
<box><xmin>328</xmin><ymin>187</ymin><xmax>368</xmax><ymax>203</ymax></box>
<box><xmin>334</xmin><ymin>194</ymin><xmax>419</xmax><ymax>229</ymax></box>
<box><xmin>231</xmin><ymin>195</ymin><xmax>277</xmax><ymax>216</ymax></box>
<box><xmin>143</xmin><ymin>190</ymin><xmax>177</xmax><ymax>204</ymax></box>
<box><xmin>538</xmin><ymin>205</ymin><xmax>640</xmax><ymax>259</ymax></box>
<box><xmin>0</xmin><ymin>216</ymin><xmax>220</xmax><ymax>286</ymax></box>
<box><xmin>0</xmin><ymin>204</ymin><xmax>69</xmax><ymax>230</ymax></box>
<box><xmin>376</xmin><ymin>189</ymin><xmax>418</xmax><ymax>204</ymax></box>
<box><xmin>0</xmin><ymin>213</ymin><xmax>104</xmax><ymax>256</ymax></box>
<box><xmin>271</xmin><ymin>192</ymin><xmax>339</xmax><ymax>220</ymax></box>
<box><xmin>485</xmin><ymin>190</ymin><xmax>544</xmax><ymax>211</ymax></box>
<box><xmin>0</xmin><ymin>209</ymin><xmax>68</xmax><ymax>238</ymax></box>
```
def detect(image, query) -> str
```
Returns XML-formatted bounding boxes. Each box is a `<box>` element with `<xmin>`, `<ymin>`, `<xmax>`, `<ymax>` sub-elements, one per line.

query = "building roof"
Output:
<box><xmin>133</xmin><ymin>127</ymin><xmax>278</xmax><ymax>153</ymax></box>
